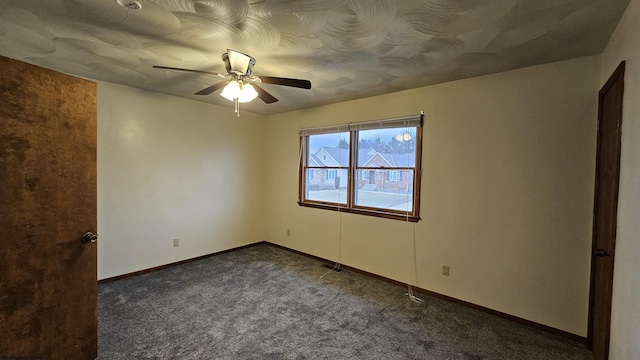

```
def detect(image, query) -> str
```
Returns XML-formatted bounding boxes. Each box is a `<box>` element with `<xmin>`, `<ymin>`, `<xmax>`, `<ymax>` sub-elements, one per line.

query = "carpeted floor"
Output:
<box><xmin>98</xmin><ymin>243</ymin><xmax>591</xmax><ymax>359</ymax></box>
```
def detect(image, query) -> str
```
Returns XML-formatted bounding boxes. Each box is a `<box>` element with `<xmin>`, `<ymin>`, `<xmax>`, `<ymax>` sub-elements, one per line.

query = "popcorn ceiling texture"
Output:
<box><xmin>97</xmin><ymin>244</ymin><xmax>590</xmax><ymax>359</ymax></box>
<box><xmin>0</xmin><ymin>0</ymin><xmax>629</xmax><ymax>114</ymax></box>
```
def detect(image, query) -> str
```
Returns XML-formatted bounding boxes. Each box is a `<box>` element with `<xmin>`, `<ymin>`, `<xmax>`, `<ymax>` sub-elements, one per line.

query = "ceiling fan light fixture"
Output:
<box><xmin>220</xmin><ymin>81</ymin><xmax>258</xmax><ymax>103</ymax></box>
<box><xmin>237</xmin><ymin>83</ymin><xmax>258</xmax><ymax>103</ymax></box>
<box><xmin>220</xmin><ymin>80</ymin><xmax>241</xmax><ymax>101</ymax></box>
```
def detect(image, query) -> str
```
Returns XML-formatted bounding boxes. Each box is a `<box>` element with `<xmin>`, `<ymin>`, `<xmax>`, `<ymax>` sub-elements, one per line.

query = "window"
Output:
<box><xmin>299</xmin><ymin>114</ymin><xmax>423</xmax><ymax>222</ymax></box>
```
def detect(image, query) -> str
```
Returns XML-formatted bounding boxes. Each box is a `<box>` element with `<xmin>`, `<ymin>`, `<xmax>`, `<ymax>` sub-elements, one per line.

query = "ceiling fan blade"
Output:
<box><xmin>253</xmin><ymin>83</ymin><xmax>278</xmax><ymax>104</ymax></box>
<box><xmin>195</xmin><ymin>81</ymin><xmax>228</xmax><ymax>96</ymax></box>
<box><xmin>153</xmin><ymin>65</ymin><xmax>225</xmax><ymax>78</ymax></box>
<box><xmin>258</xmin><ymin>76</ymin><xmax>311</xmax><ymax>89</ymax></box>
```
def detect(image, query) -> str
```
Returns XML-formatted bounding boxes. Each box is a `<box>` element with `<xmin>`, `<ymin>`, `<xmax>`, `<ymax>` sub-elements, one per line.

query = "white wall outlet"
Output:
<box><xmin>287</xmin><ymin>228</ymin><xmax>291</xmax><ymax>236</ymax></box>
<box><xmin>442</xmin><ymin>265</ymin><xmax>450</xmax><ymax>276</ymax></box>
<box><xmin>173</xmin><ymin>238</ymin><xmax>180</xmax><ymax>247</ymax></box>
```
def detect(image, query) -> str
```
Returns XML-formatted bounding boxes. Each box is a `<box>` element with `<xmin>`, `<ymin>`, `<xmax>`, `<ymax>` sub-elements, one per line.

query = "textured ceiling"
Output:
<box><xmin>0</xmin><ymin>0</ymin><xmax>630</xmax><ymax>115</ymax></box>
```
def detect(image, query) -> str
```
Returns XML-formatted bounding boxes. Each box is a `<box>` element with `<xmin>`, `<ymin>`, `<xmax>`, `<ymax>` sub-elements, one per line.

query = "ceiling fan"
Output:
<box><xmin>153</xmin><ymin>49</ymin><xmax>311</xmax><ymax>116</ymax></box>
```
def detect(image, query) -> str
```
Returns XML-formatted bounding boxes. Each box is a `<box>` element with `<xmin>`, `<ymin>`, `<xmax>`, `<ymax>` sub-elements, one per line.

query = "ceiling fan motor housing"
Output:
<box><xmin>223</xmin><ymin>49</ymin><xmax>256</xmax><ymax>76</ymax></box>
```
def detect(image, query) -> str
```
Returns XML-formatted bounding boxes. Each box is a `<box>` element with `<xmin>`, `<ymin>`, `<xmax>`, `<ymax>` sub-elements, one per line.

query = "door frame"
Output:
<box><xmin>587</xmin><ymin>60</ymin><xmax>625</xmax><ymax>356</ymax></box>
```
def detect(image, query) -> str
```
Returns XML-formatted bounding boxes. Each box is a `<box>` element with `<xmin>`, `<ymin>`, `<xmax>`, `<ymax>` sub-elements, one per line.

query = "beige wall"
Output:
<box><xmin>264</xmin><ymin>55</ymin><xmax>600</xmax><ymax>336</ymax></box>
<box><xmin>95</xmin><ymin>53</ymin><xmax>604</xmax><ymax>337</ymax></box>
<box><xmin>97</xmin><ymin>82</ymin><xmax>266</xmax><ymax>279</ymax></box>
<box><xmin>600</xmin><ymin>0</ymin><xmax>640</xmax><ymax>358</ymax></box>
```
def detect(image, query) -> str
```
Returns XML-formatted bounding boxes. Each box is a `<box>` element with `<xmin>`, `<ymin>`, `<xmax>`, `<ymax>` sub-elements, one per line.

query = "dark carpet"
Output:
<box><xmin>98</xmin><ymin>243</ymin><xmax>591</xmax><ymax>359</ymax></box>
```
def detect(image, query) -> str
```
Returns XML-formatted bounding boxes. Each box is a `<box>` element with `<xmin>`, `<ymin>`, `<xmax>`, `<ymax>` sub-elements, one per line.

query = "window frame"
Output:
<box><xmin>298</xmin><ymin>115</ymin><xmax>423</xmax><ymax>222</ymax></box>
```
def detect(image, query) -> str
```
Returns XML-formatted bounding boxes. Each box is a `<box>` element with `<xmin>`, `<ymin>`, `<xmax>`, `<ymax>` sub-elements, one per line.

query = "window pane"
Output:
<box><xmin>308</xmin><ymin>132</ymin><xmax>350</xmax><ymax>167</ymax></box>
<box><xmin>355</xmin><ymin>169</ymin><xmax>414</xmax><ymax>212</ymax></box>
<box><xmin>299</xmin><ymin>119</ymin><xmax>421</xmax><ymax>221</ymax></box>
<box><xmin>357</xmin><ymin>128</ymin><xmax>416</xmax><ymax>167</ymax></box>
<box><xmin>305</xmin><ymin>169</ymin><xmax>348</xmax><ymax>204</ymax></box>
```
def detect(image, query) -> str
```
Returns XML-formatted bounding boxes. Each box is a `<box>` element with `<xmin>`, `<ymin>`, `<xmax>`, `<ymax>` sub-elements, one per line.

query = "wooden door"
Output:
<box><xmin>588</xmin><ymin>61</ymin><xmax>625</xmax><ymax>360</ymax></box>
<box><xmin>0</xmin><ymin>56</ymin><xmax>98</xmax><ymax>359</ymax></box>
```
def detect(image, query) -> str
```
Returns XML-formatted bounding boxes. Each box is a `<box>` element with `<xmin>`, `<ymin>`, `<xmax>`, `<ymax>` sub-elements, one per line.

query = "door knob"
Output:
<box><xmin>594</xmin><ymin>249</ymin><xmax>611</xmax><ymax>257</ymax></box>
<box><xmin>82</xmin><ymin>232</ymin><xmax>98</xmax><ymax>243</ymax></box>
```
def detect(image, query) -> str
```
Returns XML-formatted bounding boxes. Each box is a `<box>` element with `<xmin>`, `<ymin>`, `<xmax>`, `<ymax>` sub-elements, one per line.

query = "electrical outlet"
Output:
<box><xmin>442</xmin><ymin>265</ymin><xmax>450</xmax><ymax>277</ymax></box>
<box><xmin>287</xmin><ymin>229</ymin><xmax>291</xmax><ymax>236</ymax></box>
<box><xmin>173</xmin><ymin>238</ymin><xmax>180</xmax><ymax>247</ymax></box>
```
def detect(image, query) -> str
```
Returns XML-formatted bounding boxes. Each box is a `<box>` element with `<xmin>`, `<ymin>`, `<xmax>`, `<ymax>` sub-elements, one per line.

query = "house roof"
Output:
<box><xmin>322</xmin><ymin>147</ymin><xmax>350</xmax><ymax>167</ymax></box>
<box><xmin>308</xmin><ymin>154</ymin><xmax>321</xmax><ymax>167</ymax></box>
<box><xmin>376</xmin><ymin>153</ymin><xmax>416</xmax><ymax>168</ymax></box>
<box><xmin>357</xmin><ymin>149</ymin><xmax>376</xmax><ymax>167</ymax></box>
<box><xmin>315</xmin><ymin>146</ymin><xmax>415</xmax><ymax>168</ymax></box>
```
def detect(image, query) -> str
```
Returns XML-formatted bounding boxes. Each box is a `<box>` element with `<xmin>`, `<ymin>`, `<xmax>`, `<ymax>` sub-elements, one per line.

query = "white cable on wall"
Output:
<box><xmin>406</xmin><ymin>221</ymin><xmax>423</xmax><ymax>304</ymax></box>
<box><xmin>404</xmin><ymin>114</ymin><xmax>424</xmax><ymax>304</ymax></box>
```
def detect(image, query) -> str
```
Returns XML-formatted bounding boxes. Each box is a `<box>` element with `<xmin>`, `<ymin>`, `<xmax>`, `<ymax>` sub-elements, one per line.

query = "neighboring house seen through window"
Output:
<box><xmin>298</xmin><ymin>114</ymin><xmax>423</xmax><ymax>222</ymax></box>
